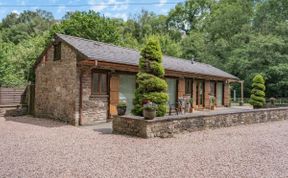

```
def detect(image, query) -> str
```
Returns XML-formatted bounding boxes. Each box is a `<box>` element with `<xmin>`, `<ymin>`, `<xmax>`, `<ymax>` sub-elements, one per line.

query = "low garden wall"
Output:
<box><xmin>112</xmin><ymin>107</ymin><xmax>288</xmax><ymax>138</ymax></box>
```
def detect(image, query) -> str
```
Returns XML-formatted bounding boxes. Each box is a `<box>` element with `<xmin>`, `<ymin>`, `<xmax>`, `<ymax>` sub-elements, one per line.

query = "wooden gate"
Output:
<box><xmin>0</xmin><ymin>88</ymin><xmax>25</xmax><ymax>105</ymax></box>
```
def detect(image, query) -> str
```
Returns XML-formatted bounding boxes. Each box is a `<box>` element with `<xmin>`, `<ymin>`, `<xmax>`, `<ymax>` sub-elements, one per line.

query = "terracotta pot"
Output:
<box><xmin>117</xmin><ymin>107</ymin><xmax>126</xmax><ymax>116</ymax></box>
<box><xmin>211</xmin><ymin>105</ymin><xmax>215</xmax><ymax>110</ymax></box>
<box><xmin>143</xmin><ymin>109</ymin><xmax>156</xmax><ymax>120</ymax></box>
<box><xmin>189</xmin><ymin>107</ymin><xmax>193</xmax><ymax>113</ymax></box>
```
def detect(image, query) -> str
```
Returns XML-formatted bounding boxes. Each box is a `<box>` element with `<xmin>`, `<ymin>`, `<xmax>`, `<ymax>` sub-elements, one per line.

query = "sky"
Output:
<box><xmin>0</xmin><ymin>0</ymin><xmax>185</xmax><ymax>20</ymax></box>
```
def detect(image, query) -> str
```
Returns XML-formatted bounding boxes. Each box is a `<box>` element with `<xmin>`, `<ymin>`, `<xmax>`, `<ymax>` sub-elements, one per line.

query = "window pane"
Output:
<box><xmin>92</xmin><ymin>73</ymin><xmax>99</xmax><ymax>94</ymax></box>
<box><xmin>100</xmin><ymin>74</ymin><xmax>107</xmax><ymax>94</ymax></box>
<box><xmin>199</xmin><ymin>81</ymin><xmax>203</xmax><ymax>105</ymax></box>
<box><xmin>119</xmin><ymin>75</ymin><xmax>136</xmax><ymax>113</ymax></box>
<box><xmin>217</xmin><ymin>82</ymin><xmax>223</xmax><ymax>105</ymax></box>
<box><xmin>210</xmin><ymin>81</ymin><xmax>215</xmax><ymax>96</ymax></box>
<box><xmin>185</xmin><ymin>79</ymin><xmax>192</xmax><ymax>95</ymax></box>
<box><xmin>167</xmin><ymin>78</ymin><xmax>177</xmax><ymax>105</ymax></box>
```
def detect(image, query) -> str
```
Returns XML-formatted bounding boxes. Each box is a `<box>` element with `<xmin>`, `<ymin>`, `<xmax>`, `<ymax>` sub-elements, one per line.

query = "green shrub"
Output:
<box><xmin>143</xmin><ymin>92</ymin><xmax>169</xmax><ymax>104</ymax></box>
<box><xmin>138</xmin><ymin>77</ymin><xmax>168</xmax><ymax>92</ymax></box>
<box><xmin>117</xmin><ymin>101</ymin><xmax>127</xmax><ymax>109</ymax></box>
<box><xmin>156</xmin><ymin>104</ymin><xmax>167</xmax><ymax>117</ymax></box>
<box><xmin>132</xmin><ymin>37</ymin><xmax>168</xmax><ymax>116</ymax></box>
<box><xmin>249</xmin><ymin>74</ymin><xmax>266</xmax><ymax>108</ymax></box>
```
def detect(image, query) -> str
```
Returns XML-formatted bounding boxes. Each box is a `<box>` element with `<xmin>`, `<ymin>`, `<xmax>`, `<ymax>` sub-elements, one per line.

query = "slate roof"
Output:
<box><xmin>56</xmin><ymin>34</ymin><xmax>239</xmax><ymax>80</ymax></box>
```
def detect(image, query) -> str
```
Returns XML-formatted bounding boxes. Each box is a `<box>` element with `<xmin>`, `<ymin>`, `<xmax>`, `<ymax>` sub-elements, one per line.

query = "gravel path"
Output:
<box><xmin>1</xmin><ymin>115</ymin><xmax>288</xmax><ymax>178</ymax></box>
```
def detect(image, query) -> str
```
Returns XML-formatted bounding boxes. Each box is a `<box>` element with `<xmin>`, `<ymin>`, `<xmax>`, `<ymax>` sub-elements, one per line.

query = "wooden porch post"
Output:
<box><xmin>240</xmin><ymin>80</ymin><xmax>244</xmax><ymax>106</ymax></box>
<box><xmin>177</xmin><ymin>78</ymin><xmax>185</xmax><ymax>98</ymax></box>
<box><xmin>204</xmin><ymin>80</ymin><xmax>211</xmax><ymax>109</ymax></box>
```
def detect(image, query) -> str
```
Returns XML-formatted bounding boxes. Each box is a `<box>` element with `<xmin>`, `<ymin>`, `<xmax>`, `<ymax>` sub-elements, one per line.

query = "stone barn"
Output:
<box><xmin>34</xmin><ymin>34</ymin><xmax>239</xmax><ymax>126</ymax></box>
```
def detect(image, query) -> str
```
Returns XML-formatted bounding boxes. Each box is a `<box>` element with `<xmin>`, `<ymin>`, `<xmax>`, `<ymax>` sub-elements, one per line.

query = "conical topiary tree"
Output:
<box><xmin>132</xmin><ymin>37</ymin><xmax>168</xmax><ymax>117</ymax></box>
<box><xmin>249</xmin><ymin>74</ymin><xmax>266</xmax><ymax>108</ymax></box>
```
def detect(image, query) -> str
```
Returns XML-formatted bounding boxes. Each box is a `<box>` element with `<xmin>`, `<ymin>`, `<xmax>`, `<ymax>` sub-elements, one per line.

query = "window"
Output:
<box><xmin>167</xmin><ymin>78</ymin><xmax>177</xmax><ymax>105</ymax></box>
<box><xmin>185</xmin><ymin>79</ymin><xmax>193</xmax><ymax>95</ymax></box>
<box><xmin>217</xmin><ymin>81</ymin><xmax>224</xmax><ymax>106</ymax></box>
<box><xmin>54</xmin><ymin>43</ymin><xmax>61</xmax><ymax>61</ymax></box>
<box><xmin>210</xmin><ymin>81</ymin><xmax>216</xmax><ymax>96</ymax></box>
<box><xmin>92</xmin><ymin>72</ymin><xmax>108</xmax><ymax>95</ymax></box>
<box><xmin>119</xmin><ymin>75</ymin><xmax>136</xmax><ymax>113</ymax></box>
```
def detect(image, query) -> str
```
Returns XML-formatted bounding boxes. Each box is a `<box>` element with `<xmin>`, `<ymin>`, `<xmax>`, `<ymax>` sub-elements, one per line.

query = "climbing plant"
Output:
<box><xmin>132</xmin><ymin>37</ymin><xmax>168</xmax><ymax>116</ymax></box>
<box><xmin>249</xmin><ymin>74</ymin><xmax>266</xmax><ymax>108</ymax></box>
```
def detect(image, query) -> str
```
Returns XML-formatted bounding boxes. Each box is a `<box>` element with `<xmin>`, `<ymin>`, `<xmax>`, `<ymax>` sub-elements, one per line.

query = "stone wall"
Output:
<box><xmin>35</xmin><ymin>43</ymin><xmax>80</xmax><ymax>125</ymax></box>
<box><xmin>113</xmin><ymin>107</ymin><xmax>288</xmax><ymax>138</ymax></box>
<box><xmin>80</xmin><ymin>68</ymin><xmax>108</xmax><ymax>125</ymax></box>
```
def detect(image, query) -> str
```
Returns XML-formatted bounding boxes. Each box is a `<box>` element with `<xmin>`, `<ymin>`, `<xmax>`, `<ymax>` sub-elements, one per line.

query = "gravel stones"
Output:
<box><xmin>1</xmin><ymin>115</ymin><xmax>288</xmax><ymax>177</ymax></box>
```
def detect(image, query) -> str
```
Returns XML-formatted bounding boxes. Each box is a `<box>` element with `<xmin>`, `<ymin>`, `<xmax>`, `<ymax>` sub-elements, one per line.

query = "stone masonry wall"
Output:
<box><xmin>80</xmin><ymin>68</ymin><xmax>108</xmax><ymax>125</ymax></box>
<box><xmin>113</xmin><ymin>107</ymin><xmax>288</xmax><ymax>138</ymax></box>
<box><xmin>35</xmin><ymin>43</ymin><xmax>80</xmax><ymax>125</ymax></box>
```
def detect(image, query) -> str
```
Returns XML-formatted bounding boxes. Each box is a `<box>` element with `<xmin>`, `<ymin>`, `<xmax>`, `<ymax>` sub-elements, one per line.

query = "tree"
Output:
<box><xmin>0</xmin><ymin>42</ymin><xmax>13</xmax><ymax>86</ymax></box>
<box><xmin>205</xmin><ymin>0</ymin><xmax>253</xmax><ymax>41</ymax></box>
<box><xmin>249</xmin><ymin>74</ymin><xmax>266</xmax><ymax>108</ymax></box>
<box><xmin>254</xmin><ymin>0</ymin><xmax>288</xmax><ymax>34</ymax></box>
<box><xmin>167</xmin><ymin>0</ymin><xmax>213</xmax><ymax>34</ymax></box>
<box><xmin>1</xmin><ymin>10</ymin><xmax>54</xmax><ymax>44</ymax></box>
<box><xmin>266</xmin><ymin>64</ymin><xmax>288</xmax><ymax>97</ymax></box>
<box><xmin>0</xmin><ymin>33</ymin><xmax>48</xmax><ymax>87</ymax></box>
<box><xmin>180</xmin><ymin>31</ymin><xmax>206</xmax><ymax>61</ymax></box>
<box><xmin>227</xmin><ymin>33</ymin><xmax>287</xmax><ymax>96</ymax></box>
<box><xmin>51</xmin><ymin>11</ymin><xmax>120</xmax><ymax>44</ymax></box>
<box><xmin>132</xmin><ymin>37</ymin><xmax>168</xmax><ymax>116</ymax></box>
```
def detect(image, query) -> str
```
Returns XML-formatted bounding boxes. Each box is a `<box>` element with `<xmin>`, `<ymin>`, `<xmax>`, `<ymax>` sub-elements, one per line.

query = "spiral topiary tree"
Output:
<box><xmin>249</xmin><ymin>74</ymin><xmax>266</xmax><ymax>109</ymax></box>
<box><xmin>132</xmin><ymin>37</ymin><xmax>168</xmax><ymax>117</ymax></box>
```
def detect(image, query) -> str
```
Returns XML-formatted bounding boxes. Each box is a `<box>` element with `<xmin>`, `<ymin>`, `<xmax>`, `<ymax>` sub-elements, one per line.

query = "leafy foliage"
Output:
<box><xmin>0</xmin><ymin>0</ymin><xmax>288</xmax><ymax>99</ymax></box>
<box><xmin>51</xmin><ymin>11</ymin><xmax>120</xmax><ymax>44</ymax></box>
<box><xmin>249</xmin><ymin>74</ymin><xmax>266</xmax><ymax>108</ymax></box>
<box><xmin>132</xmin><ymin>37</ymin><xmax>168</xmax><ymax>116</ymax></box>
<box><xmin>1</xmin><ymin>10</ymin><xmax>54</xmax><ymax>44</ymax></box>
<box><xmin>266</xmin><ymin>64</ymin><xmax>288</xmax><ymax>97</ymax></box>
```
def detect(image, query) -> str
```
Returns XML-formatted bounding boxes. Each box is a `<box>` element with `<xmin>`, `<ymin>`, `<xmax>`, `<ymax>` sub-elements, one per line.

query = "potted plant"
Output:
<box><xmin>117</xmin><ymin>101</ymin><xmax>127</xmax><ymax>116</ymax></box>
<box><xmin>189</xmin><ymin>97</ymin><xmax>193</xmax><ymax>113</ymax></box>
<box><xmin>143</xmin><ymin>102</ymin><xmax>157</xmax><ymax>120</ymax></box>
<box><xmin>209</xmin><ymin>96</ymin><xmax>215</xmax><ymax>110</ymax></box>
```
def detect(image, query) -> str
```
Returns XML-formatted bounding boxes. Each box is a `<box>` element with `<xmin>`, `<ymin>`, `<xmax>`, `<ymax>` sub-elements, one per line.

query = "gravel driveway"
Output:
<box><xmin>1</xmin><ymin>115</ymin><xmax>288</xmax><ymax>178</ymax></box>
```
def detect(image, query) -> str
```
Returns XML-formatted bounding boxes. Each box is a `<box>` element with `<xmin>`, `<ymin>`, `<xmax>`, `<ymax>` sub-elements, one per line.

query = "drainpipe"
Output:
<box><xmin>79</xmin><ymin>71</ymin><xmax>83</xmax><ymax>126</ymax></box>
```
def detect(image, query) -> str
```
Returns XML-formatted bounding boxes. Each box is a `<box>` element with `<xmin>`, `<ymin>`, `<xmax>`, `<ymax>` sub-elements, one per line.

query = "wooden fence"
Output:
<box><xmin>0</xmin><ymin>87</ymin><xmax>25</xmax><ymax>106</ymax></box>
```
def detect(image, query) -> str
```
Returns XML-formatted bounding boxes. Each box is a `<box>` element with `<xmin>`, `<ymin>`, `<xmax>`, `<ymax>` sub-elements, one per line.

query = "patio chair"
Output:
<box><xmin>168</xmin><ymin>103</ymin><xmax>179</xmax><ymax>116</ymax></box>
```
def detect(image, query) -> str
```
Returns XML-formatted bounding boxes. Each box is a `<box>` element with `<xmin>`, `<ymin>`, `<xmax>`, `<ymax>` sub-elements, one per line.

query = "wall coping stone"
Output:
<box><xmin>120</xmin><ymin>107</ymin><xmax>288</xmax><ymax>123</ymax></box>
<box><xmin>113</xmin><ymin>107</ymin><xmax>288</xmax><ymax>138</ymax></box>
